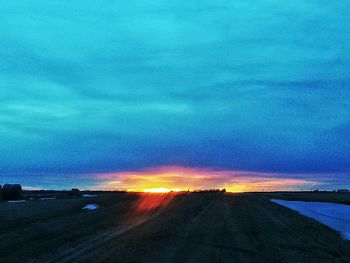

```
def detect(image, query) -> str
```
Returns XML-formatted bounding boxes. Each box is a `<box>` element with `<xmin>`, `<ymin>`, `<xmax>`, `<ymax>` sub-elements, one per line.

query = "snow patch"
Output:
<box><xmin>271</xmin><ymin>199</ymin><xmax>350</xmax><ymax>240</ymax></box>
<box><xmin>82</xmin><ymin>204</ymin><xmax>99</xmax><ymax>210</ymax></box>
<box><xmin>8</xmin><ymin>200</ymin><xmax>26</xmax><ymax>203</ymax></box>
<box><xmin>40</xmin><ymin>197</ymin><xmax>56</xmax><ymax>200</ymax></box>
<box><xmin>82</xmin><ymin>194</ymin><xmax>97</xmax><ymax>198</ymax></box>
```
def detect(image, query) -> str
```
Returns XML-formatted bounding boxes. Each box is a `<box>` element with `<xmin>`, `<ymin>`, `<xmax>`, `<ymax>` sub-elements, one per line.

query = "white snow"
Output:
<box><xmin>82</xmin><ymin>204</ymin><xmax>99</xmax><ymax>210</ymax></box>
<box><xmin>271</xmin><ymin>199</ymin><xmax>350</xmax><ymax>240</ymax></box>
<box><xmin>82</xmin><ymin>194</ymin><xmax>97</xmax><ymax>198</ymax></box>
<box><xmin>7</xmin><ymin>200</ymin><xmax>26</xmax><ymax>203</ymax></box>
<box><xmin>39</xmin><ymin>197</ymin><xmax>56</xmax><ymax>200</ymax></box>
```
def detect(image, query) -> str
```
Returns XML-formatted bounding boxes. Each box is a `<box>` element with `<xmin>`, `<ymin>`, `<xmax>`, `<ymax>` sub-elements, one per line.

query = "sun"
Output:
<box><xmin>143</xmin><ymin>187</ymin><xmax>181</xmax><ymax>193</ymax></box>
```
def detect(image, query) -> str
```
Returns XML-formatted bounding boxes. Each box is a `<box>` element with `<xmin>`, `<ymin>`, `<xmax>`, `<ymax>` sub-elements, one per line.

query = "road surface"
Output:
<box><xmin>0</xmin><ymin>193</ymin><xmax>349</xmax><ymax>262</ymax></box>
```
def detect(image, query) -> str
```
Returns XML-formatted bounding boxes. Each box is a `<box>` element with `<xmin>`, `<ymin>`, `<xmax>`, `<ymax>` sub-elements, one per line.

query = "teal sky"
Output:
<box><xmin>0</xmin><ymin>1</ymin><xmax>349</xmax><ymax>190</ymax></box>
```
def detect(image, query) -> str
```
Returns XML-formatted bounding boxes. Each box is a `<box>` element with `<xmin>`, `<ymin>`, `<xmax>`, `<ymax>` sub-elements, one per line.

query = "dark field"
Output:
<box><xmin>1</xmin><ymin>192</ymin><xmax>350</xmax><ymax>263</ymax></box>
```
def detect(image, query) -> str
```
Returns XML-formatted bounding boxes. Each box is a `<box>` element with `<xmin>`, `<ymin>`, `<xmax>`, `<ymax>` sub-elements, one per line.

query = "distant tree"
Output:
<box><xmin>69</xmin><ymin>188</ymin><xmax>81</xmax><ymax>197</ymax></box>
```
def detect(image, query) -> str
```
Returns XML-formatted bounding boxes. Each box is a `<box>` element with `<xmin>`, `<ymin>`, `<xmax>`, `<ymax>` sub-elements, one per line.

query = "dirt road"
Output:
<box><xmin>0</xmin><ymin>193</ymin><xmax>349</xmax><ymax>262</ymax></box>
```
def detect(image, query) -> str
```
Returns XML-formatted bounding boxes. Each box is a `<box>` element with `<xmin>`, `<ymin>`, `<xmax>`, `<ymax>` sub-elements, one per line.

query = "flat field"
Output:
<box><xmin>0</xmin><ymin>192</ymin><xmax>349</xmax><ymax>263</ymax></box>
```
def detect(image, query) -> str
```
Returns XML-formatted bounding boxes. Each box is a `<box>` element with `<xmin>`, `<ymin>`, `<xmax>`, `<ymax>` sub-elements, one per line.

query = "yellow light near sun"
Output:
<box><xmin>96</xmin><ymin>166</ymin><xmax>316</xmax><ymax>193</ymax></box>
<box><xmin>143</xmin><ymin>187</ymin><xmax>181</xmax><ymax>193</ymax></box>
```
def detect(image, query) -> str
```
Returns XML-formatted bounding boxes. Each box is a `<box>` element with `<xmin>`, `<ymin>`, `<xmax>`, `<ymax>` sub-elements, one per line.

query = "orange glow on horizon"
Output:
<box><xmin>93</xmin><ymin>166</ymin><xmax>320</xmax><ymax>193</ymax></box>
<box><xmin>143</xmin><ymin>187</ymin><xmax>181</xmax><ymax>193</ymax></box>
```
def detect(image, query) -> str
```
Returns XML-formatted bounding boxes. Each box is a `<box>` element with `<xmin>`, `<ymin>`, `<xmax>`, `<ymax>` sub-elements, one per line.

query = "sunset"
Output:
<box><xmin>92</xmin><ymin>166</ymin><xmax>319</xmax><ymax>193</ymax></box>
<box><xmin>1</xmin><ymin>0</ymin><xmax>349</xmax><ymax>262</ymax></box>
<box><xmin>1</xmin><ymin>1</ymin><xmax>350</xmax><ymax>192</ymax></box>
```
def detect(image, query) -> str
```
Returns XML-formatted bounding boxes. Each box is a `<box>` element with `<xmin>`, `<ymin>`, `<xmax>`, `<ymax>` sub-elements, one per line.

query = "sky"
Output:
<box><xmin>0</xmin><ymin>0</ymin><xmax>349</xmax><ymax>191</ymax></box>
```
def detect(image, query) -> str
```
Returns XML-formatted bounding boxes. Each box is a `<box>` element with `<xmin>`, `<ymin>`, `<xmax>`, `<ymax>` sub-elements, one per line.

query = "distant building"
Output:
<box><xmin>1</xmin><ymin>184</ymin><xmax>23</xmax><ymax>200</ymax></box>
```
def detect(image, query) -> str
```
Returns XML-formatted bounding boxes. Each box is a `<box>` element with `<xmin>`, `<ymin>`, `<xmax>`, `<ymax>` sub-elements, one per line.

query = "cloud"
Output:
<box><xmin>0</xmin><ymin>0</ymin><xmax>349</xmax><ymax>187</ymax></box>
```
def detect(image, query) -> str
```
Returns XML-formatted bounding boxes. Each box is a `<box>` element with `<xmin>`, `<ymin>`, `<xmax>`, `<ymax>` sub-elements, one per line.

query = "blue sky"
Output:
<box><xmin>0</xmin><ymin>1</ymin><xmax>349</xmax><ymax>190</ymax></box>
